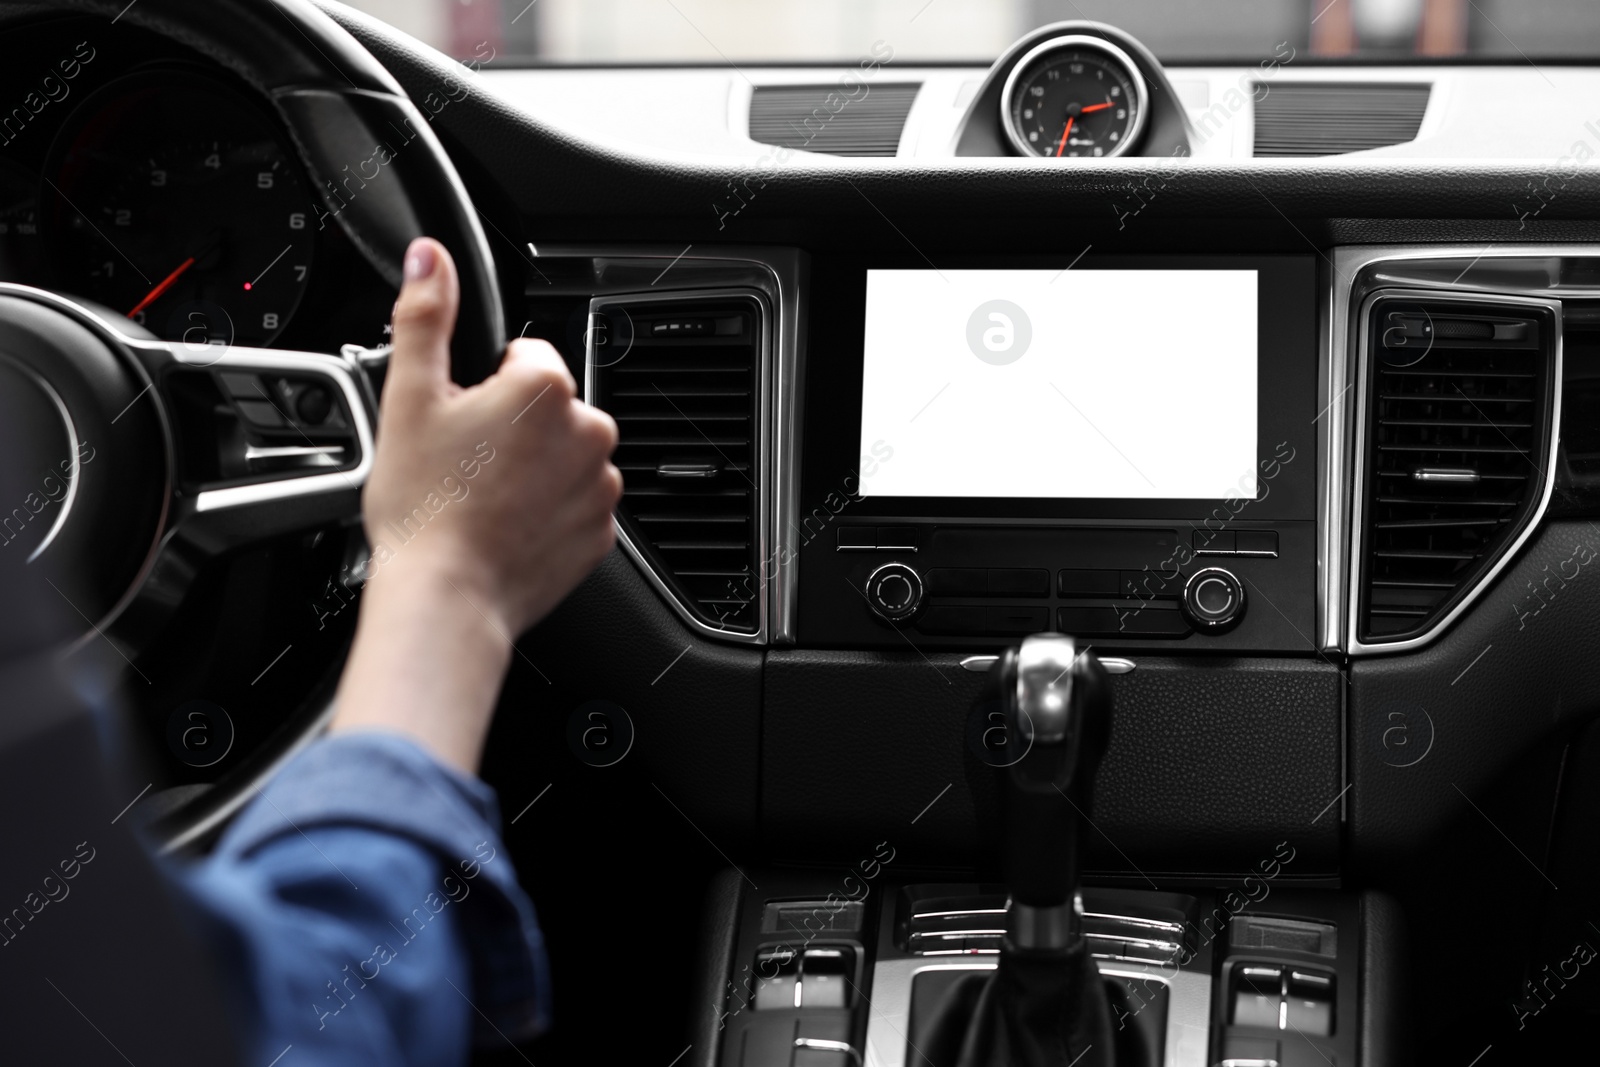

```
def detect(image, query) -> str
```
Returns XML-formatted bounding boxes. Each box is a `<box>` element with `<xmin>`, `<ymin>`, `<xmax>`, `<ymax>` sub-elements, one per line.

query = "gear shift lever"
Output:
<box><xmin>929</xmin><ymin>633</ymin><xmax>1117</xmax><ymax>1067</ymax></box>
<box><xmin>998</xmin><ymin>633</ymin><xmax>1112</xmax><ymax>947</ymax></box>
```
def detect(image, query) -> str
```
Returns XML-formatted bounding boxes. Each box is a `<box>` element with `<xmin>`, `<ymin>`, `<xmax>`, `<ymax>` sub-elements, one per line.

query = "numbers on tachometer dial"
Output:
<box><xmin>46</xmin><ymin>71</ymin><xmax>317</xmax><ymax>347</ymax></box>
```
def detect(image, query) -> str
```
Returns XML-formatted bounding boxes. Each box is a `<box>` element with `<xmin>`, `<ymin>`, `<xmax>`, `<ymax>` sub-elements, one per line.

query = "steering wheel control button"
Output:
<box><xmin>166</xmin><ymin>700</ymin><xmax>235</xmax><ymax>768</ymax></box>
<box><xmin>1181</xmin><ymin>567</ymin><xmax>1246</xmax><ymax>632</ymax></box>
<box><xmin>294</xmin><ymin>384</ymin><xmax>334</xmax><ymax>426</ymax></box>
<box><xmin>866</xmin><ymin>562</ymin><xmax>923</xmax><ymax>622</ymax></box>
<box><xmin>565</xmin><ymin>700</ymin><xmax>635</xmax><ymax>768</ymax></box>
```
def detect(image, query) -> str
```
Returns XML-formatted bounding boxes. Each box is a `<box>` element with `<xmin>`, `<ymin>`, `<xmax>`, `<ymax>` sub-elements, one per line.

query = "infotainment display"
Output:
<box><xmin>858</xmin><ymin>269</ymin><xmax>1258</xmax><ymax>500</ymax></box>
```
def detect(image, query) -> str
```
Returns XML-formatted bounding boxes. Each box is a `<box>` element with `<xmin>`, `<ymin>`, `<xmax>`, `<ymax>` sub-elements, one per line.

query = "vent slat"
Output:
<box><xmin>1253</xmin><ymin>84</ymin><xmax>1430</xmax><ymax>157</ymax></box>
<box><xmin>591</xmin><ymin>296</ymin><xmax>764</xmax><ymax>635</ymax></box>
<box><xmin>1358</xmin><ymin>300</ymin><xmax>1551</xmax><ymax>642</ymax></box>
<box><xmin>748</xmin><ymin>84</ymin><xmax>921</xmax><ymax>157</ymax></box>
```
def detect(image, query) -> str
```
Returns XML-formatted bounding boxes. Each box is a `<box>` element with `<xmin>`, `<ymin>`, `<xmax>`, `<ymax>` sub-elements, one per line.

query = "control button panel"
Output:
<box><xmin>836</xmin><ymin>525</ymin><xmax>919</xmax><ymax>551</ymax></box>
<box><xmin>751</xmin><ymin>946</ymin><xmax>858</xmax><ymax>1012</ymax></box>
<box><xmin>1195</xmin><ymin>528</ymin><xmax>1279</xmax><ymax>558</ymax></box>
<box><xmin>1228</xmin><ymin>961</ymin><xmax>1335</xmax><ymax>1038</ymax></box>
<box><xmin>816</xmin><ymin>522</ymin><xmax>1307</xmax><ymax>650</ymax></box>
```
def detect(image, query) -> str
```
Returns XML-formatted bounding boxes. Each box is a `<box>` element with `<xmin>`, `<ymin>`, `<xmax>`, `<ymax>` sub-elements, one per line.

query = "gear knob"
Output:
<box><xmin>976</xmin><ymin>633</ymin><xmax>1113</xmax><ymax>942</ymax></box>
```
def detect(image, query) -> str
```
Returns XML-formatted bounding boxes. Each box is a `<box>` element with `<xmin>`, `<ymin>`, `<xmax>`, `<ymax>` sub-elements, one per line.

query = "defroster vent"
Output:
<box><xmin>1254</xmin><ymin>84</ymin><xmax>1430</xmax><ymax>157</ymax></box>
<box><xmin>748</xmin><ymin>84</ymin><xmax>920</xmax><ymax>156</ymax></box>
<box><xmin>1356</xmin><ymin>296</ymin><xmax>1558</xmax><ymax>643</ymax></box>
<box><xmin>588</xmin><ymin>292</ymin><xmax>766</xmax><ymax>636</ymax></box>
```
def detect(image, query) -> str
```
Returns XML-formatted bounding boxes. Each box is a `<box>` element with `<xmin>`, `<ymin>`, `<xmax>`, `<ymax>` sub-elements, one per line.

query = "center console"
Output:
<box><xmin>549</xmin><ymin>243</ymin><xmax>1423</xmax><ymax>1066</ymax></box>
<box><xmin>708</xmin><ymin>635</ymin><xmax>1390</xmax><ymax>1067</ymax></box>
<box><xmin>797</xmin><ymin>254</ymin><xmax>1318</xmax><ymax>652</ymax></box>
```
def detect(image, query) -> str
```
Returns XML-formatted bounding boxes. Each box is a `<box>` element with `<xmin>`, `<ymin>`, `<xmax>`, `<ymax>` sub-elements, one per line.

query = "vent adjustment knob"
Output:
<box><xmin>866</xmin><ymin>562</ymin><xmax>924</xmax><ymax>623</ymax></box>
<box><xmin>1181</xmin><ymin>567</ymin><xmax>1246</xmax><ymax>633</ymax></box>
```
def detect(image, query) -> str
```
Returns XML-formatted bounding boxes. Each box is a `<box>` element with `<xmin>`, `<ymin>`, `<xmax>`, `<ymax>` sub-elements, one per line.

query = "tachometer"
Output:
<box><xmin>1000</xmin><ymin>36</ymin><xmax>1148</xmax><ymax>159</ymax></box>
<box><xmin>46</xmin><ymin>70</ymin><xmax>315</xmax><ymax>347</ymax></box>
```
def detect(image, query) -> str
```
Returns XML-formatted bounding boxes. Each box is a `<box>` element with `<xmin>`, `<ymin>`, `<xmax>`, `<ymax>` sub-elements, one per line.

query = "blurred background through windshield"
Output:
<box><xmin>343</xmin><ymin>0</ymin><xmax>1600</xmax><ymax>64</ymax></box>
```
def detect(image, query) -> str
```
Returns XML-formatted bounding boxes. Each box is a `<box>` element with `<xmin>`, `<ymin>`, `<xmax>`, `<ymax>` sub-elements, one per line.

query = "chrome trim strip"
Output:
<box><xmin>862</xmin><ymin>958</ymin><xmax>1210</xmax><ymax>1067</ymax></box>
<box><xmin>959</xmin><ymin>654</ymin><xmax>1135</xmax><ymax>673</ymax></box>
<box><xmin>1082</xmin><ymin>911</ymin><xmax>1183</xmax><ymax>935</ymax></box>
<box><xmin>186</xmin><ymin>346</ymin><xmax>375</xmax><ymax>513</ymax></box>
<box><xmin>1317</xmin><ymin>252</ymin><xmax>1347</xmax><ymax>653</ymax></box>
<box><xmin>911</xmin><ymin>907</ymin><xmax>1008</xmax><ymax>918</ymax></box>
<box><xmin>1345</xmin><ymin>285</ymin><xmax>1562</xmax><ymax>656</ymax></box>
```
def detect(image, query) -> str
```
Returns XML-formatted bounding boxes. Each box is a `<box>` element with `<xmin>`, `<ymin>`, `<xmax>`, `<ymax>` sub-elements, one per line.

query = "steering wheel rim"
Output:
<box><xmin>0</xmin><ymin>0</ymin><xmax>504</xmax><ymax>847</ymax></box>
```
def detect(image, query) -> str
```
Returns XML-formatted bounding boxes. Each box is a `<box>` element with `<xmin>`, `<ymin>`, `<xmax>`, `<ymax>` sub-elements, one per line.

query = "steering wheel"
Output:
<box><xmin>0</xmin><ymin>0</ymin><xmax>502</xmax><ymax>847</ymax></box>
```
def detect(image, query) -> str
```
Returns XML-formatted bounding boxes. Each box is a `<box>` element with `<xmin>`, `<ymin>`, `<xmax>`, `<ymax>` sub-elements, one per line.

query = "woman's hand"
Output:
<box><xmin>329</xmin><ymin>238</ymin><xmax>621</xmax><ymax>774</ymax></box>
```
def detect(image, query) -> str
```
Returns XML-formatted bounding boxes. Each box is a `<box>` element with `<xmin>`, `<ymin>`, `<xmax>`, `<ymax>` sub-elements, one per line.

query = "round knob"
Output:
<box><xmin>1181</xmin><ymin>567</ymin><xmax>1246</xmax><ymax>632</ymax></box>
<box><xmin>866</xmin><ymin>562</ymin><xmax>924</xmax><ymax>622</ymax></box>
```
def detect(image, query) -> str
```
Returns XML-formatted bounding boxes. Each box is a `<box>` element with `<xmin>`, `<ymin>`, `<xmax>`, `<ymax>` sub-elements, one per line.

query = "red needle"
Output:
<box><xmin>1054</xmin><ymin>116</ymin><xmax>1074</xmax><ymax>157</ymax></box>
<box><xmin>126</xmin><ymin>256</ymin><xmax>195</xmax><ymax>319</ymax></box>
<box><xmin>1081</xmin><ymin>101</ymin><xmax>1114</xmax><ymax>114</ymax></box>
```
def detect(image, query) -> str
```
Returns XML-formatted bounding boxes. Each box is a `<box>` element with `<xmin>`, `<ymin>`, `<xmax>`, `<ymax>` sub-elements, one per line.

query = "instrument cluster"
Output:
<box><xmin>0</xmin><ymin>19</ymin><xmax>394</xmax><ymax>353</ymax></box>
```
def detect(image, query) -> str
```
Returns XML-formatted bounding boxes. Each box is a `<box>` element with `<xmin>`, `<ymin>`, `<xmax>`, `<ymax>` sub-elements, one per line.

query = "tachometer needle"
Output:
<box><xmin>1081</xmin><ymin>101</ymin><xmax>1114</xmax><ymax>114</ymax></box>
<box><xmin>1054</xmin><ymin>116</ymin><xmax>1075</xmax><ymax>157</ymax></box>
<box><xmin>126</xmin><ymin>256</ymin><xmax>195</xmax><ymax>319</ymax></box>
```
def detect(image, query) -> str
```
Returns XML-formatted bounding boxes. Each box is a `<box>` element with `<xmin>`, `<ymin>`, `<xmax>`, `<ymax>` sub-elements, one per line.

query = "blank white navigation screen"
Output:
<box><xmin>858</xmin><ymin>269</ymin><xmax>1259</xmax><ymax>499</ymax></box>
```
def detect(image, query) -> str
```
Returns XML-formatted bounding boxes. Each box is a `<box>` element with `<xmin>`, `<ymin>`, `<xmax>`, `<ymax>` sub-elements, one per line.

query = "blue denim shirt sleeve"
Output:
<box><xmin>171</xmin><ymin>730</ymin><xmax>550</xmax><ymax>1067</ymax></box>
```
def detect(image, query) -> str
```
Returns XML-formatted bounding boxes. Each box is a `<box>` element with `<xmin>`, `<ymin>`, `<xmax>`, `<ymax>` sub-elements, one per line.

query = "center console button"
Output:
<box><xmin>753</xmin><ymin>949</ymin><xmax>800</xmax><ymax>1010</ymax></box>
<box><xmin>1231</xmin><ymin>964</ymin><xmax>1282</xmax><ymax>1029</ymax></box>
<box><xmin>987</xmin><ymin>606</ymin><xmax>1048</xmax><ymax>633</ymax></box>
<box><xmin>926</xmin><ymin>568</ymin><xmax>987</xmax><ymax>596</ymax></box>
<box><xmin>987</xmin><ymin>568</ymin><xmax>1049</xmax><ymax>596</ymax></box>
<box><xmin>866</xmin><ymin>562</ymin><xmax>924</xmax><ymax>622</ymax></box>
<box><xmin>1059</xmin><ymin>569</ymin><xmax>1119</xmax><ymax>596</ymax></box>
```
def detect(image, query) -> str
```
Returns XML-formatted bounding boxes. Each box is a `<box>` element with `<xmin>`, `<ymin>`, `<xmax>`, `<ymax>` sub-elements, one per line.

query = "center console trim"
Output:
<box><xmin>862</xmin><ymin>958</ymin><xmax>1210</xmax><ymax>1067</ymax></box>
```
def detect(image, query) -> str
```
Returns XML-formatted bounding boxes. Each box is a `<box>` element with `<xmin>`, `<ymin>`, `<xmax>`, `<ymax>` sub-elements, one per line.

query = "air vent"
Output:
<box><xmin>748</xmin><ymin>84</ymin><xmax>920</xmax><ymax>156</ymax></box>
<box><xmin>588</xmin><ymin>293</ymin><xmax>765</xmax><ymax>636</ymax></box>
<box><xmin>1356</xmin><ymin>297</ymin><xmax>1557</xmax><ymax>643</ymax></box>
<box><xmin>1253</xmin><ymin>84</ymin><xmax>1430</xmax><ymax>157</ymax></box>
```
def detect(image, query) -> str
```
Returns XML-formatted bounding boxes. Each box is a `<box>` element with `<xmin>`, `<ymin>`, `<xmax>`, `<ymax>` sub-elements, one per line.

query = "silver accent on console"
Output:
<box><xmin>1321</xmin><ymin>245</ymin><xmax>1591</xmax><ymax>655</ymax></box>
<box><xmin>795</xmin><ymin>1038</ymin><xmax>862</xmax><ymax>1065</ymax></box>
<box><xmin>862</xmin><ymin>957</ymin><xmax>1210</xmax><ymax>1067</ymax></box>
<box><xmin>960</xmin><ymin>654</ymin><xmax>1136</xmax><ymax>674</ymax></box>
<box><xmin>1344</xmin><ymin>283</ymin><xmax>1561</xmax><ymax>656</ymax></box>
<box><xmin>556</xmin><ymin>245</ymin><xmax>805</xmax><ymax>645</ymax></box>
<box><xmin>1411</xmin><ymin>466</ymin><xmax>1479</xmax><ymax>484</ymax></box>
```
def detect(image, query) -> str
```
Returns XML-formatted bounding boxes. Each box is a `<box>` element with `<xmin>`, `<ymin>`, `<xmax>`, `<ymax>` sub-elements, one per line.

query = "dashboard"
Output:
<box><xmin>6</xmin><ymin>3</ymin><xmax>1600</xmax><ymax>1066</ymax></box>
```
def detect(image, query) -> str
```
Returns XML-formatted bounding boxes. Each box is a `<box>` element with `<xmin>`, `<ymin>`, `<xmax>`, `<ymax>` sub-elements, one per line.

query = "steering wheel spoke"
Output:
<box><xmin>146</xmin><ymin>339</ymin><xmax>377</xmax><ymax>554</ymax></box>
